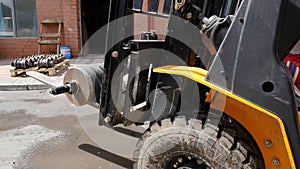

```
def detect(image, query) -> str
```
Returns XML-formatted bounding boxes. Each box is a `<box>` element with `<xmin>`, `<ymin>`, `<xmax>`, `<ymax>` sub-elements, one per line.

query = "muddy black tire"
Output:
<box><xmin>136</xmin><ymin>117</ymin><xmax>262</xmax><ymax>169</ymax></box>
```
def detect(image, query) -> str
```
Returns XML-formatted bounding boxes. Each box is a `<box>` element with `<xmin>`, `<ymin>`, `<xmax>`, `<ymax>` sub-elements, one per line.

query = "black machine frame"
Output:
<box><xmin>99</xmin><ymin>0</ymin><xmax>300</xmax><ymax>167</ymax></box>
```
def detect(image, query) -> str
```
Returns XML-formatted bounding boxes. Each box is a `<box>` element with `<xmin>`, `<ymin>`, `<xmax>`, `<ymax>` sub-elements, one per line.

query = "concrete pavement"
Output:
<box><xmin>0</xmin><ymin>90</ymin><xmax>130</xmax><ymax>169</ymax></box>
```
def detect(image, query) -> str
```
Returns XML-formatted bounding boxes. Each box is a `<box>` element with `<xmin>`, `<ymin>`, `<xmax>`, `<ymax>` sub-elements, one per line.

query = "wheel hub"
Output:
<box><xmin>164</xmin><ymin>151</ymin><xmax>212</xmax><ymax>169</ymax></box>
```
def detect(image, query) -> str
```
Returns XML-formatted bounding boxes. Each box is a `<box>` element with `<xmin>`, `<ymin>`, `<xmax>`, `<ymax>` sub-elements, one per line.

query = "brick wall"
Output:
<box><xmin>0</xmin><ymin>0</ymin><xmax>81</xmax><ymax>58</ymax></box>
<box><xmin>134</xmin><ymin>0</ymin><xmax>168</xmax><ymax>40</ymax></box>
<box><xmin>0</xmin><ymin>38</ymin><xmax>38</xmax><ymax>58</ymax></box>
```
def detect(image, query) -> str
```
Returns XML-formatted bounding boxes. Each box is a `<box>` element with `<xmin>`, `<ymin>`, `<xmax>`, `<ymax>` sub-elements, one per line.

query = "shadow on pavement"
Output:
<box><xmin>79</xmin><ymin>144</ymin><xmax>135</xmax><ymax>169</ymax></box>
<box><xmin>113</xmin><ymin>127</ymin><xmax>143</xmax><ymax>138</ymax></box>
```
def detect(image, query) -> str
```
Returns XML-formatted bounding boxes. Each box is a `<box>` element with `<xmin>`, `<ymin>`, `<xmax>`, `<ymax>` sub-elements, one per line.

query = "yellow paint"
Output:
<box><xmin>154</xmin><ymin>65</ymin><xmax>296</xmax><ymax>169</ymax></box>
<box><xmin>298</xmin><ymin>111</ymin><xmax>300</xmax><ymax>127</ymax></box>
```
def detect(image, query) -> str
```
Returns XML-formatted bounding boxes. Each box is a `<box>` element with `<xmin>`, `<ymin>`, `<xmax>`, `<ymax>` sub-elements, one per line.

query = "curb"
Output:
<box><xmin>0</xmin><ymin>84</ymin><xmax>48</xmax><ymax>91</ymax></box>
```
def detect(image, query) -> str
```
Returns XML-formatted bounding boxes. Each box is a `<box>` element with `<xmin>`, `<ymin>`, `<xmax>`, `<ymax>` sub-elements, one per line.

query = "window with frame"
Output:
<box><xmin>0</xmin><ymin>0</ymin><xmax>37</xmax><ymax>37</ymax></box>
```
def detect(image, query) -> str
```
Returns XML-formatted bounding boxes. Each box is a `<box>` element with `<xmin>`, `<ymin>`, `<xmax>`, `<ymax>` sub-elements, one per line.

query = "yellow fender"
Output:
<box><xmin>154</xmin><ymin>65</ymin><xmax>296</xmax><ymax>169</ymax></box>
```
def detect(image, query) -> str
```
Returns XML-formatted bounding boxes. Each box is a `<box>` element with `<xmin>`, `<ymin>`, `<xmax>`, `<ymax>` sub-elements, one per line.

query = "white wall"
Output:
<box><xmin>291</xmin><ymin>40</ymin><xmax>300</xmax><ymax>54</ymax></box>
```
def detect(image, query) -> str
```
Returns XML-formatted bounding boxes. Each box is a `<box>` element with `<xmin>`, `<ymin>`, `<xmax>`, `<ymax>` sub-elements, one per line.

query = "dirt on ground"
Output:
<box><xmin>0</xmin><ymin>91</ymin><xmax>134</xmax><ymax>169</ymax></box>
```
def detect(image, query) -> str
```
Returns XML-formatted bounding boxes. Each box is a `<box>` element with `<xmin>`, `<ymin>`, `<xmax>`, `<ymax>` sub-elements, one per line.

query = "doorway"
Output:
<box><xmin>81</xmin><ymin>0</ymin><xmax>110</xmax><ymax>53</ymax></box>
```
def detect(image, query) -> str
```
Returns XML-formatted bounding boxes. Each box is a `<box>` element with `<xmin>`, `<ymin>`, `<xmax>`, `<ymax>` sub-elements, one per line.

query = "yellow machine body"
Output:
<box><xmin>154</xmin><ymin>65</ymin><xmax>298</xmax><ymax>169</ymax></box>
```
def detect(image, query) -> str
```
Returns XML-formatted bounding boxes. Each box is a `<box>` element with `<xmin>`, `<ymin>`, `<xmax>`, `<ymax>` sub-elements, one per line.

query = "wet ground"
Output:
<box><xmin>0</xmin><ymin>90</ymin><xmax>137</xmax><ymax>169</ymax></box>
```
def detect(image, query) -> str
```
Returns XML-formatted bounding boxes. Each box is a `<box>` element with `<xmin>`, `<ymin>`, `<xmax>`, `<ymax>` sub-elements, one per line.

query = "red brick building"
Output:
<box><xmin>1</xmin><ymin>0</ymin><xmax>299</xmax><ymax>58</ymax></box>
<box><xmin>0</xmin><ymin>0</ymin><xmax>169</xmax><ymax>58</ymax></box>
<box><xmin>133</xmin><ymin>0</ymin><xmax>168</xmax><ymax>40</ymax></box>
<box><xmin>0</xmin><ymin>0</ymin><xmax>81</xmax><ymax>58</ymax></box>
